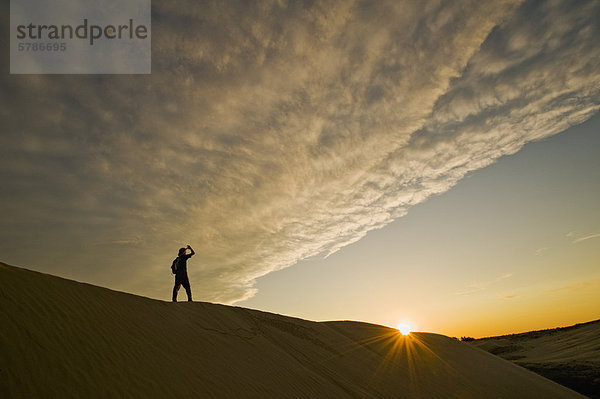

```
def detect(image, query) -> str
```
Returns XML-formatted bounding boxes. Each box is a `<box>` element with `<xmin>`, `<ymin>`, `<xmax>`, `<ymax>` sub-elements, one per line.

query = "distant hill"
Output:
<box><xmin>469</xmin><ymin>319</ymin><xmax>600</xmax><ymax>398</ymax></box>
<box><xmin>0</xmin><ymin>262</ymin><xmax>585</xmax><ymax>398</ymax></box>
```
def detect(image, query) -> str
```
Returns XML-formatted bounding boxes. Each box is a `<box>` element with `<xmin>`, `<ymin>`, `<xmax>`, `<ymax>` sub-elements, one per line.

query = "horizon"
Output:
<box><xmin>2</xmin><ymin>0</ymin><xmax>599</xmax><ymax>339</ymax></box>
<box><xmin>3</xmin><ymin>260</ymin><xmax>599</xmax><ymax>340</ymax></box>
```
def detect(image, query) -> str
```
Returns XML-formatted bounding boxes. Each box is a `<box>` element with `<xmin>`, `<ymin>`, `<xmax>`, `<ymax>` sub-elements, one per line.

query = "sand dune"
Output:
<box><xmin>470</xmin><ymin>320</ymin><xmax>600</xmax><ymax>398</ymax></box>
<box><xmin>0</xmin><ymin>263</ymin><xmax>585</xmax><ymax>398</ymax></box>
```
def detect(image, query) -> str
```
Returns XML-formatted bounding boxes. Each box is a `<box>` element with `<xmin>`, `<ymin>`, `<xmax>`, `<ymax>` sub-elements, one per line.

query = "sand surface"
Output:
<box><xmin>0</xmin><ymin>263</ymin><xmax>586</xmax><ymax>398</ymax></box>
<box><xmin>470</xmin><ymin>320</ymin><xmax>600</xmax><ymax>398</ymax></box>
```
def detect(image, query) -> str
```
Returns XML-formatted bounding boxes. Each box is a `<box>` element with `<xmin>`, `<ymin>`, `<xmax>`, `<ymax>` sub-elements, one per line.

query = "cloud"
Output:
<box><xmin>1</xmin><ymin>0</ymin><xmax>599</xmax><ymax>302</ymax></box>
<box><xmin>572</xmin><ymin>234</ymin><xmax>600</xmax><ymax>244</ymax></box>
<box><xmin>456</xmin><ymin>273</ymin><xmax>514</xmax><ymax>296</ymax></box>
<box><xmin>546</xmin><ymin>279</ymin><xmax>600</xmax><ymax>293</ymax></box>
<box><xmin>534</xmin><ymin>247</ymin><xmax>549</xmax><ymax>256</ymax></box>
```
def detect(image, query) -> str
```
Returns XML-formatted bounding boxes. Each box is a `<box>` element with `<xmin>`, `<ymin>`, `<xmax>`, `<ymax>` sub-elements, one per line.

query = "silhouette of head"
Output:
<box><xmin>178</xmin><ymin>247</ymin><xmax>186</xmax><ymax>256</ymax></box>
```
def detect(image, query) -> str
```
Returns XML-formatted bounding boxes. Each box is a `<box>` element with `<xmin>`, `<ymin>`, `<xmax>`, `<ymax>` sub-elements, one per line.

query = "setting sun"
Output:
<box><xmin>396</xmin><ymin>323</ymin><xmax>413</xmax><ymax>335</ymax></box>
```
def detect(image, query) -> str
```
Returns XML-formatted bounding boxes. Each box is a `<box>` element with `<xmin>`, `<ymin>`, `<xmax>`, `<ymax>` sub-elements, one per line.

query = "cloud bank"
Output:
<box><xmin>1</xmin><ymin>0</ymin><xmax>599</xmax><ymax>302</ymax></box>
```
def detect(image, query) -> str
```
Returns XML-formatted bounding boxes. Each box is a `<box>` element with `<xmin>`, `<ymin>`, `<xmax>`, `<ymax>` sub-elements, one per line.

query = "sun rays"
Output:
<box><xmin>325</xmin><ymin>326</ymin><xmax>474</xmax><ymax>397</ymax></box>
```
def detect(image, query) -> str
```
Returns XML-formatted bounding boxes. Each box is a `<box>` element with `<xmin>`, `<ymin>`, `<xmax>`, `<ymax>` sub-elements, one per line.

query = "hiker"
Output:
<box><xmin>172</xmin><ymin>244</ymin><xmax>195</xmax><ymax>302</ymax></box>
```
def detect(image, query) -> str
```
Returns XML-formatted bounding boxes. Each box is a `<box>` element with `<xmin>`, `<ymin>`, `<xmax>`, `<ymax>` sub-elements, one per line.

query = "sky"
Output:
<box><xmin>1</xmin><ymin>0</ymin><xmax>599</xmax><ymax>337</ymax></box>
<box><xmin>241</xmin><ymin>113</ymin><xmax>600</xmax><ymax>338</ymax></box>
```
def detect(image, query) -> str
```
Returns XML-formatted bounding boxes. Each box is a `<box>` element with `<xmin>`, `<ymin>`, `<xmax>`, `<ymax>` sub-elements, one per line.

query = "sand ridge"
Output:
<box><xmin>470</xmin><ymin>320</ymin><xmax>600</xmax><ymax>398</ymax></box>
<box><xmin>0</xmin><ymin>263</ymin><xmax>585</xmax><ymax>398</ymax></box>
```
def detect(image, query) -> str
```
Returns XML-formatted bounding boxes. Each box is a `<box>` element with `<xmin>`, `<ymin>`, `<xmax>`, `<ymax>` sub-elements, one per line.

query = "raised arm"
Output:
<box><xmin>186</xmin><ymin>244</ymin><xmax>195</xmax><ymax>256</ymax></box>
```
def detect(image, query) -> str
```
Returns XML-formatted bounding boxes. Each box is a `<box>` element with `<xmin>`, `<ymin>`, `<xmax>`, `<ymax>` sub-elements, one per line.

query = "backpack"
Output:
<box><xmin>171</xmin><ymin>258</ymin><xmax>178</xmax><ymax>274</ymax></box>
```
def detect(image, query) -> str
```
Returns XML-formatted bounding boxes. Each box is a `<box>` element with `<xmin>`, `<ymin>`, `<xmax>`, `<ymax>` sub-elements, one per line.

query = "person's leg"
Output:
<box><xmin>172</xmin><ymin>281</ymin><xmax>181</xmax><ymax>302</ymax></box>
<box><xmin>182</xmin><ymin>275</ymin><xmax>192</xmax><ymax>302</ymax></box>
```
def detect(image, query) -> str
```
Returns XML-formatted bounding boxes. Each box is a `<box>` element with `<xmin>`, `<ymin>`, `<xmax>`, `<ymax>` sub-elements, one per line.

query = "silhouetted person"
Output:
<box><xmin>172</xmin><ymin>244</ymin><xmax>195</xmax><ymax>302</ymax></box>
